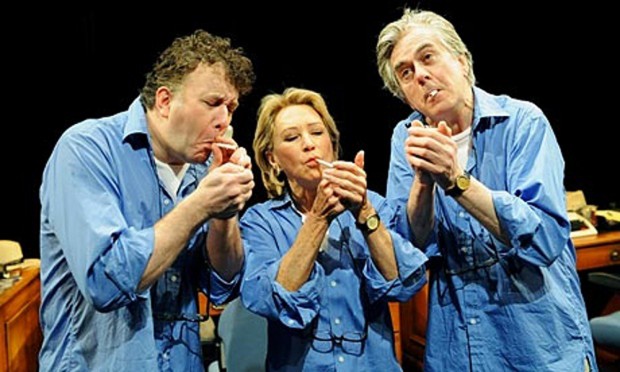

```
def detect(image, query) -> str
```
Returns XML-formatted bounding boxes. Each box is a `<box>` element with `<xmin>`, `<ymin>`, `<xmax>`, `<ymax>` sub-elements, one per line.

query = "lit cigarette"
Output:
<box><xmin>214</xmin><ymin>143</ymin><xmax>238</xmax><ymax>150</ymax></box>
<box><xmin>316</xmin><ymin>158</ymin><xmax>334</xmax><ymax>168</ymax></box>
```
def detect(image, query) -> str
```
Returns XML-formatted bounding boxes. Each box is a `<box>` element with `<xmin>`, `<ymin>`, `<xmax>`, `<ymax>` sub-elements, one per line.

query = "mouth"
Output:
<box><xmin>426</xmin><ymin>89</ymin><xmax>439</xmax><ymax>101</ymax></box>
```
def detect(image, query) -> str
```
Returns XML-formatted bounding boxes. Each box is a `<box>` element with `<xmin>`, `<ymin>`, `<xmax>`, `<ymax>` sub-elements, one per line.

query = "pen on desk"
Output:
<box><xmin>316</xmin><ymin>158</ymin><xmax>334</xmax><ymax>168</ymax></box>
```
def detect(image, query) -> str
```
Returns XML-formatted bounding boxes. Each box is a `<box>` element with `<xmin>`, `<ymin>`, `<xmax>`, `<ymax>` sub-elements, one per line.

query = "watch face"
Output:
<box><xmin>456</xmin><ymin>175</ymin><xmax>470</xmax><ymax>190</ymax></box>
<box><xmin>367</xmin><ymin>215</ymin><xmax>380</xmax><ymax>231</ymax></box>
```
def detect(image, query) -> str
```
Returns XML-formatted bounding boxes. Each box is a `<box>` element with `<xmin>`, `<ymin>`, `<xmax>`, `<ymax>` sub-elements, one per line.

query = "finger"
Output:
<box><xmin>410</xmin><ymin>119</ymin><xmax>424</xmax><ymax>128</ymax></box>
<box><xmin>210</xmin><ymin>143</ymin><xmax>224</xmax><ymax>167</ymax></box>
<box><xmin>322</xmin><ymin>170</ymin><xmax>366</xmax><ymax>192</ymax></box>
<box><xmin>437</xmin><ymin>121</ymin><xmax>452</xmax><ymax>137</ymax></box>
<box><xmin>333</xmin><ymin>187</ymin><xmax>364</xmax><ymax>204</ymax></box>
<box><xmin>354</xmin><ymin>150</ymin><xmax>365</xmax><ymax>170</ymax></box>
<box><xmin>229</xmin><ymin>146</ymin><xmax>247</xmax><ymax>165</ymax></box>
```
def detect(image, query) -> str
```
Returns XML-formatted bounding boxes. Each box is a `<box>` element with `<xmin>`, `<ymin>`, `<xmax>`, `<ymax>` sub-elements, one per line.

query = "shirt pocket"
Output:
<box><xmin>493</xmin><ymin>256</ymin><xmax>548</xmax><ymax>304</ymax></box>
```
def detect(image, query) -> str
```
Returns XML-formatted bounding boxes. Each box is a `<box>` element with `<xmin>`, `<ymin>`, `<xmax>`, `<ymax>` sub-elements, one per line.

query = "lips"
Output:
<box><xmin>426</xmin><ymin>89</ymin><xmax>439</xmax><ymax>100</ymax></box>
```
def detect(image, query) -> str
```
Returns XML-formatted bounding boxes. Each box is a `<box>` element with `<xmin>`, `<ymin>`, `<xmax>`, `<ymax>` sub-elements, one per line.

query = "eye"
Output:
<box><xmin>312</xmin><ymin>130</ymin><xmax>324</xmax><ymax>136</ymax></box>
<box><xmin>423</xmin><ymin>52</ymin><xmax>434</xmax><ymax>63</ymax></box>
<box><xmin>284</xmin><ymin>135</ymin><xmax>298</xmax><ymax>142</ymax></box>
<box><xmin>400</xmin><ymin>67</ymin><xmax>413</xmax><ymax>81</ymax></box>
<box><xmin>227</xmin><ymin>102</ymin><xmax>239</xmax><ymax>114</ymax></box>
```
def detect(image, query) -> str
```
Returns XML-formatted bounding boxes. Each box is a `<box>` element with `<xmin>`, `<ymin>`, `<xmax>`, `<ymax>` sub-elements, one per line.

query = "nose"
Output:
<box><xmin>213</xmin><ymin>106</ymin><xmax>233</xmax><ymax>133</ymax></box>
<box><xmin>414</xmin><ymin>64</ymin><xmax>431</xmax><ymax>85</ymax></box>
<box><xmin>301</xmin><ymin>132</ymin><xmax>316</xmax><ymax>151</ymax></box>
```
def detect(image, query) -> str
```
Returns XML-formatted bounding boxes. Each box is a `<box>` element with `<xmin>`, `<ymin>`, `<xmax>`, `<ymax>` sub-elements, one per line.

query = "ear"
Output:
<box><xmin>154</xmin><ymin>86</ymin><xmax>173</xmax><ymax>118</ymax></box>
<box><xmin>265</xmin><ymin>151</ymin><xmax>280</xmax><ymax>172</ymax></box>
<box><xmin>457</xmin><ymin>54</ymin><xmax>469</xmax><ymax>79</ymax></box>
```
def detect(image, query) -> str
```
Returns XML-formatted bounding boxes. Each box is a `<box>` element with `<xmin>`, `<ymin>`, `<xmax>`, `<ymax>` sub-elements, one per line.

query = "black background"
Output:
<box><xmin>3</xmin><ymin>2</ymin><xmax>617</xmax><ymax>259</ymax></box>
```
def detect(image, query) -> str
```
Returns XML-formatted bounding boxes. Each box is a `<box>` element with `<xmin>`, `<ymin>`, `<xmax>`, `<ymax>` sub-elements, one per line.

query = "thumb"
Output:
<box><xmin>210</xmin><ymin>144</ymin><xmax>224</xmax><ymax>168</ymax></box>
<box><xmin>354</xmin><ymin>150</ymin><xmax>365</xmax><ymax>170</ymax></box>
<box><xmin>410</xmin><ymin>120</ymin><xmax>424</xmax><ymax>128</ymax></box>
<box><xmin>437</xmin><ymin>121</ymin><xmax>452</xmax><ymax>137</ymax></box>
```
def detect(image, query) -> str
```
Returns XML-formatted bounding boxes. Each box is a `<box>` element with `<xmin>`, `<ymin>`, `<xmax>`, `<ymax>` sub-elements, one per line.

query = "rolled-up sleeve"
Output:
<box><xmin>359</xmin><ymin>193</ymin><xmax>428</xmax><ymax>303</ymax></box>
<box><xmin>240</xmin><ymin>207</ymin><xmax>322</xmax><ymax>329</ymax></box>
<box><xmin>47</xmin><ymin>131</ymin><xmax>153</xmax><ymax>312</ymax></box>
<box><xmin>493</xmin><ymin>111</ymin><xmax>571</xmax><ymax>267</ymax></box>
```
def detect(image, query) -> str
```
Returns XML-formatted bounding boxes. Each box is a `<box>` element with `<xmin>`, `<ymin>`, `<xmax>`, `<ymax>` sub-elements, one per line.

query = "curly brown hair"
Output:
<box><xmin>140</xmin><ymin>30</ymin><xmax>255</xmax><ymax>109</ymax></box>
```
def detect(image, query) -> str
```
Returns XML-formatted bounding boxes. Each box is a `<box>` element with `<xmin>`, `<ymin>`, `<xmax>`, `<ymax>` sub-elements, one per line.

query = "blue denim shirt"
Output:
<box><xmin>39</xmin><ymin>97</ymin><xmax>239</xmax><ymax>371</ymax></box>
<box><xmin>240</xmin><ymin>191</ymin><xmax>428</xmax><ymax>371</ymax></box>
<box><xmin>387</xmin><ymin>87</ymin><xmax>597</xmax><ymax>371</ymax></box>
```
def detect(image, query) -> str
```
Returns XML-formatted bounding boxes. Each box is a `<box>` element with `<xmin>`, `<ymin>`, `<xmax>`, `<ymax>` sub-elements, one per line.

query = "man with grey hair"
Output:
<box><xmin>378</xmin><ymin>8</ymin><xmax>596</xmax><ymax>371</ymax></box>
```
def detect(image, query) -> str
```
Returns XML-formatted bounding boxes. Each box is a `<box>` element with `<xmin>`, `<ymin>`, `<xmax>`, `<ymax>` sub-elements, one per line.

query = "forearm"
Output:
<box><xmin>365</xmin><ymin>225</ymin><xmax>398</xmax><ymax>281</ymax></box>
<box><xmin>454</xmin><ymin>177</ymin><xmax>508</xmax><ymax>244</ymax></box>
<box><xmin>277</xmin><ymin>215</ymin><xmax>328</xmax><ymax>291</ymax></box>
<box><xmin>138</xmin><ymin>196</ymin><xmax>207</xmax><ymax>291</ymax></box>
<box><xmin>207</xmin><ymin>217</ymin><xmax>244</xmax><ymax>281</ymax></box>
<box><xmin>407</xmin><ymin>180</ymin><xmax>435</xmax><ymax>247</ymax></box>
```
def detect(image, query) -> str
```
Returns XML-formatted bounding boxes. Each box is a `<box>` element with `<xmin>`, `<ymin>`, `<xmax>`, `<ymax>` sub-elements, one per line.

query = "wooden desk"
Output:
<box><xmin>0</xmin><ymin>264</ymin><xmax>42</xmax><ymax>372</ymax></box>
<box><xmin>398</xmin><ymin>231</ymin><xmax>620</xmax><ymax>371</ymax></box>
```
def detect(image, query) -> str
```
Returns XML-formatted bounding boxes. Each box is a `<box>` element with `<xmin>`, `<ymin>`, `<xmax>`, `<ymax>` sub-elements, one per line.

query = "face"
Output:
<box><xmin>267</xmin><ymin>104</ymin><xmax>334</xmax><ymax>191</ymax></box>
<box><xmin>158</xmin><ymin>63</ymin><xmax>239</xmax><ymax>164</ymax></box>
<box><xmin>390</xmin><ymin>27</ymin><xmax>472</xmax><ymax>123</ymax></box>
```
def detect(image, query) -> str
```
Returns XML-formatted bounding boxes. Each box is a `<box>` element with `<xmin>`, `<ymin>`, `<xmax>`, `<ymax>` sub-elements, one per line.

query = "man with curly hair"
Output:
<box><xmin>39</xmin><ymin>30</ymin><xmax>255</xmax><ymax>371</ymax></box>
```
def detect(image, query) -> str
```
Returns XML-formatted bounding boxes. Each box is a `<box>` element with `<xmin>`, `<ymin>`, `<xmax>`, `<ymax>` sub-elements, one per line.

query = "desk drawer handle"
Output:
<box><xmin>611</xmin><ymin>250</ymin><xmax>619</xmax><ymax>262</ymax></box>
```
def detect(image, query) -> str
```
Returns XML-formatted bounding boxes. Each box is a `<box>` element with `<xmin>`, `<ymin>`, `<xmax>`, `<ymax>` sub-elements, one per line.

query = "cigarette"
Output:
<box><xmin>316</xmin><ymin>158</ymin><xmax>334</xmax><ymax>168</ymax></box>
<box><xmin>214</xmin><ymin>143</ymin><xmax>237</xmax><ymax>150</ymax></box>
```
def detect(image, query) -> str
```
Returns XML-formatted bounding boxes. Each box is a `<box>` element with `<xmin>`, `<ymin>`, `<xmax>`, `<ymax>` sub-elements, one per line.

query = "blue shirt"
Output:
<box><xmin>39</xmin><ymin>97</ymin><xmax>239</xmax><ymax>371</ymax></box>
<box><xmin>387</xmin><ymin>87</ymin><xmax>597</xmax><ymax>372</ymax></box>
<box><xmin>240</xmin><ymin>191</ymin><xmax>428</xmax><ymax>371</ymax></box>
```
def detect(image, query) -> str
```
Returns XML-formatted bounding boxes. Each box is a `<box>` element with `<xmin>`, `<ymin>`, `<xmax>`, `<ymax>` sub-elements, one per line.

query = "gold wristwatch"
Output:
<box><xmin>445</xmin><ymin>171</ymin><xmax>471</xmax><ymax>197</ymax></box>
<box><xmin>356</xmin><ymin>213</ymin><xmax>380</xmax><ymax>234</ymax></box>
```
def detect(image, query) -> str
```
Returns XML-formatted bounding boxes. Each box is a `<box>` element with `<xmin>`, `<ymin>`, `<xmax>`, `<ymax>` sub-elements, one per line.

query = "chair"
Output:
<box><xmin>217</xmin><ymin>298</ymin><xmax>267</xmax><ymax>371</ymax></box>
<box><xmin>588</xmin><ymin>271</ymin><xmax>620</xmax><ymax>369</ymax></box>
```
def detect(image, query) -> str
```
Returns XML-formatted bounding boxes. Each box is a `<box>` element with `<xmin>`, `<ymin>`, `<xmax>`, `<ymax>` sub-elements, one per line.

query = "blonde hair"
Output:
<box><xmin>253</xmin><ymin>88</ymin><xmax>341</xmax><ymax>198</ymax></box>
<box><xmin>376</xmin><ymin>9</ymin><xmax>475</xmax><ymax>102</ymax></box>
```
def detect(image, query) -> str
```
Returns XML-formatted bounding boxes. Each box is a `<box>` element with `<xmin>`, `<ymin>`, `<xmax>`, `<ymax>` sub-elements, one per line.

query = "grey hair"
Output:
<box><xmin>376</xmin><ymin>8</ymin><xmax>475</xmax><ymax>102</ymax></box>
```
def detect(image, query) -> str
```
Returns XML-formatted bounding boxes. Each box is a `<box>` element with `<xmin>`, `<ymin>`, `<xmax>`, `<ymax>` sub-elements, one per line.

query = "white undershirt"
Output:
<box><xmin>154</xmin><ymin>158</ymin><xmax>190</xmax><ymax>203</ymax></box>
<box><xmin>452</xmin><ymin>126</ymin><xmax>472</xmax><ymax>169</ymax></box>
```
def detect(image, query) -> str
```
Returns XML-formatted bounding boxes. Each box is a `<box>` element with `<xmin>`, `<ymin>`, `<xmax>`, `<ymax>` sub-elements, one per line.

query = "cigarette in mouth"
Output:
<box><xmin>214</xmin><ymin>143</ymin><xmax>238</xmax><ymax>150</ymax></box>
<box><xmin>316</xmin><ymin>158</ymin><xmax>334</xmax><ymax>168</ymax></box>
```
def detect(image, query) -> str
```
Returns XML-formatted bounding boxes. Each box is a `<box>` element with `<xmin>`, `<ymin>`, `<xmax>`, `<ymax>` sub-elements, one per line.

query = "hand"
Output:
<box><xmin>405</xmin><ymin>120</ymin><xmax>459</xmax><ymax>190</ymax></box>
<box><xmin>321</xmin><ymin>150</ymin><xmax>367</xmax><ymax>215</ymax></box>
<box><xmin>194</xmin><ymin>162</ymin><xmax>255</xmax><ymax>220</ymax></box>
<box><xmin>308</xmin><ymin>179</ymin><xmax>345</xmax><ymax>221</ymax></box>
<box><xmin>210</xmin><ymin>136</ymin><xmax>240</xmax><ymax>167</ymax></box>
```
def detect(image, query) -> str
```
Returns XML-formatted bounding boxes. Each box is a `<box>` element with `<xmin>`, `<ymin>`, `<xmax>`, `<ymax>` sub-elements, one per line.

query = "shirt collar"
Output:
<box><xmin>268</xmin><ymin>192</ymin><xmax>295</xmax><ymax>211</ymax></box>
<box><xmin>471</xmin><ymin>86</ymin><xmax>509</xmax><ymax>131</ymax></box>
<box><xmin>123</xmin><ymin>96</ymin><xmax>150</xmax><ymax>143</ymax></box>
<box><xmin>404</xmin><ymin>86</ymin><xmax>510</xmax><ymax>131</ymax></box>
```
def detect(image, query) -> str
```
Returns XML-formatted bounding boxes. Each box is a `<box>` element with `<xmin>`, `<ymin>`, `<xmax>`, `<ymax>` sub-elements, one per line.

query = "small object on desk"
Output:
<box><xmin>0</xmin><ymin>240</ymin><xmax>24</xmax><ymax>279</ymax></box>
<box><xmin>568</xmin><ymin>212</ymin><xmax>598</xmax><ymax>238</ymax></box>
<box><xmin>596</xmin><ymin>210</ymin><xmax>620</xmax><ymax>231</ymax></box>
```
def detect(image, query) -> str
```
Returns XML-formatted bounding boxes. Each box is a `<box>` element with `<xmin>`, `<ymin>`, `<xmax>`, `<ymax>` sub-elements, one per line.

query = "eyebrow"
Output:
<box><xmin>393</xmin><ymin>42</ymin><xmax>435</xmax><ymax>72</ymax></box>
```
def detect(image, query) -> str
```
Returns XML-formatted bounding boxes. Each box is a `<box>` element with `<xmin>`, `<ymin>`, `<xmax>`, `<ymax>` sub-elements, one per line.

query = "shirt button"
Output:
<box><xmin>163</xmin><ymin>351</ymin><xmax>170</xmax><ymax>360</ymax></box>
<box><xmin>170</xmin><ymin>275</ymin><xmax>178</xmax><ymax>282</ymax></box>
<box><xmin>338</xmin><ymin>356</ymin><xmax>345</xmax><ymax>363</ymax></box>
<box><xmin>469</xmin><ymin>318</ymin><xmax>477</xmax><ymax>325</ymax></box>
<box><xmin>163</xmin><ymin>199</ymin><xmax>171</xmax><ymax>205</ymax></box>
<box><xmin>330</xmin><ymin>280</ymin><xmax>337</xmax><ymax>287</ymax></box>
<box><xmin>288</xmin><ymin>319</ymin><xmax>295</xmax><ymax>325</ymax></box>
<box><xmin>458</xmin><ymin>211</ymin><xmax>465</xmax><ymax>218</ymax></box>
<box><xmin>460</xmin><ymin>247</ymin><xmax>468</xmax><ymax>254</ymax></box>
<box><xmin>334</xmin><ymin>318</ymin><xmax>341</xmax><ymax>325</ymax></box>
